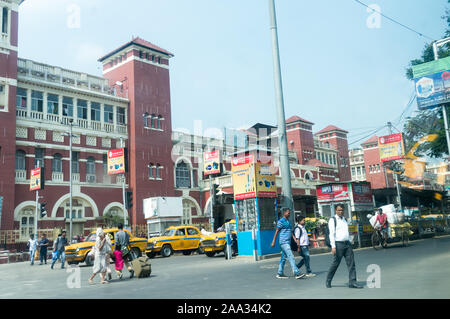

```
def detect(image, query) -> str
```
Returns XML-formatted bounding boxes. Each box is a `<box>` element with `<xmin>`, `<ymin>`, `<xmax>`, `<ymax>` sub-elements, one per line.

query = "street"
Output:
<box><xmin>0</xmin><ymin>235</ymin><xmax>449</xmax><ymax>299</ymax></box>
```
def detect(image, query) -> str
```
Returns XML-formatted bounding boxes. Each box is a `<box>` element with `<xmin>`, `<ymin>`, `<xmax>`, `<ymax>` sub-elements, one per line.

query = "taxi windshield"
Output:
<box><xmin>85</xmin><ymin>233</ymin><xmax>96</xmax><ymax>242</ymax></box>
<box><xmin>162</xmin><ymin>229</ymin><xmax>176</xmax><ymax>237</ymax></box>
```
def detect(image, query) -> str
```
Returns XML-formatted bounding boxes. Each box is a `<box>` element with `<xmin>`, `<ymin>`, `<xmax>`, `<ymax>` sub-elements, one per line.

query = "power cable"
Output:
<box><xmin>348</xmin><ymin>125</ymin><xmax>387</xmax><ymax>146</ymax></box>
<box><xmin>352</xmin><ymin>0</ymin><xmax>435</xmax><ymax>41</ymax></box>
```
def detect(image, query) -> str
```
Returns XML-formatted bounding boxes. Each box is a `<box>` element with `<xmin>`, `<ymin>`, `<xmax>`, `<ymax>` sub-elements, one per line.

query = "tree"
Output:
<box><xmin>102</xmin><ymin>212</ymin><xmax>127</xmax><ymax>228</ymax></box>
<box><xmin>403</xmin><ymin>1</ymin><xmax>450</xmax><ymax>157</ymax></box>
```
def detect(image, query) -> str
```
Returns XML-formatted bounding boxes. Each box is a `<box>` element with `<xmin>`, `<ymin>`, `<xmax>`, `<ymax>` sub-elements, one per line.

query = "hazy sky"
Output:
<box><xmin>17</xmin><ymin>0</ymin><xmax>448</xmax><ymax>147</ymax></box>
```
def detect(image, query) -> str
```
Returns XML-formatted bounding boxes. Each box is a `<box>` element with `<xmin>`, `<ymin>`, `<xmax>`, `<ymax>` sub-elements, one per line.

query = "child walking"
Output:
<box><xmin>114</xmin><ymin>244</ymin><xmax>124</xmax><ymax>280</ymax></box>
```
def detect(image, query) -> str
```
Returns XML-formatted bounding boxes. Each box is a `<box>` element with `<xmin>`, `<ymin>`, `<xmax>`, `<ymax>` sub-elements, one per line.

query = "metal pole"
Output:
<box><xmin>69</xmin><ymin>121</ymin><xmax>73</xmax><ymax>242</ymax></box>
<box><xmin>120</xmin><ymin>137</ymin><xmax>128</xmax><ymax>228</ymax></box>
<box><xmin>34</xmin><ymin>189</ymin><xmax>38</xmax><ymax>239</ymax></box>
<box><xmin>209</xmin><ymin>175</ymin><xmax>214</xmax><ymax>232</ymax></box>
<box><xmin>387</xmin><ymin>122</ymin><xmax>403</xmax><ymax>212</ymax></box>
<box><xmin>268</xmin><ymin>0</ymin><xmax>294</xmax><ymax>224</ymax></box>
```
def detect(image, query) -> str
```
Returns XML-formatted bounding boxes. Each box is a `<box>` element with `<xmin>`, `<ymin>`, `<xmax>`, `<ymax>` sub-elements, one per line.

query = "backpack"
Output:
<box><xmin>324</xmin><ymin>217</ymin><xmax>337</xmax><ymax>248</ymax></box>
<box><xmin>290</xmin><ymin>225</ymin><xmax>302</xmax><ymax>252</ymax></box>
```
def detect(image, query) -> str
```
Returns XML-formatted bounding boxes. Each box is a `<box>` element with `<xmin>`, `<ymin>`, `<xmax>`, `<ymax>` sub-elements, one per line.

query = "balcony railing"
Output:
<box><xmin>15</xmin><ymin>111</ymin><xmax>128</xmax><ymax>135</ymax></box>
<box><xmin>15</xmin><ymin>170</ymin><xmax>26</xmax><ymax>182</ymax></box>
<box><xmin>72</xmin><ymin>173</ymin><xmax>80</xmax><ymax>183</ymax></box>
<box><xmin>52</xmin><ymin>172</ymin><xmax>64</xmax><ymax>182</ymax></box>
<box><xmin>86</xmin><ymin>174</ymin><xmax>96</xmax><ymax>183</ymax></box>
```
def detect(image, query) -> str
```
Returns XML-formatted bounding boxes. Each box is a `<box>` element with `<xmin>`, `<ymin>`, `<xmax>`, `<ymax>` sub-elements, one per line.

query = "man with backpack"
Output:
<box><xmin>116</xmin><ymin>224</ymin><xmax>135</xmax><ymax>279</ymax></box>
<box><xmin>51</xmin><ymin>231</ymin><xmax>68</xmax><ymax>269</ymax></box>
<box><xmin>270</xmin><ymin>208</ymin><xmax>305</xmax><ymax>279</ymax></box>
<box><xmin>293</xmin><ymin>216</ymin><xmax>316</xmax><ymax>278</ymax></box>
<box><xmin>325</xmin><ymin>204</ymin><xmax>362</xmax><ymax>289</ymax></box>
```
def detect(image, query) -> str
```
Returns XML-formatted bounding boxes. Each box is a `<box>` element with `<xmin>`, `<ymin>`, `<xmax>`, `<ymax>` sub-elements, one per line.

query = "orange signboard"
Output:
<box><xmin>203</xmin><ymin>150</ymin><xmax>221</xmax><ymax>176</ymax></box>
<box><xmin>378</xmin><ymin>133</ymin><xmax>405</xmax><ymax>162</ymax></box>
<box><xmin>30</xmin><ymin>167</ymin><xmax>43</xmax><ymax>191</ymax></box>
<box><xmin>107</xmin><ymin>148</ymin><xmax>125</xmax><ymax>175</ymax></box>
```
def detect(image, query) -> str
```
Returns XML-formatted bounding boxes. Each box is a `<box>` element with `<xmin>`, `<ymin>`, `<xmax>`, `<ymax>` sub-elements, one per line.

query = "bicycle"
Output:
<box><xmin>371</xmin><ymin>227</ymin><xmax>388</xmax><ymax>250</ymax></box>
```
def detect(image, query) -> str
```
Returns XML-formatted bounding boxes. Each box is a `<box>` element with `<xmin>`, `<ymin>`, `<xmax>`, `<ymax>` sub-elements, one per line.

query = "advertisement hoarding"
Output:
<box><xmin>378</xmin><ymin>133</ymin><xmax>405</xmax><ymax>162</ymax></box>
<box><xmin>412</xmin><ymin>56</ymin><xmax>450</xmax><ymax>110</ymax></box>
<box><xmin>255</xmin><ymin>162</ymin><xmax>277</xmax><ymax>198</ymax></box>
<box><xmin>203</xmin><ymin>150</ymin><xmax>221</xmax><ymax>176</ymax></box>
<box><xmin>351</xmin><ymin>183</ymin><xmax>373</xmax><ymax>204</ymax></box>
<box><xmin>316</xmin><ymin>184</ymin><xmax>350</xmax><ymax>203</ymax></box>
<box><xmin>30</xmin><ymin>167</ymin><xmax>43</xmax><ymax>191</ymax></box>
<box><xmin>107</xmin><ymin>148</ymin><xmax>125</xmax><ymax>175</ymax></box>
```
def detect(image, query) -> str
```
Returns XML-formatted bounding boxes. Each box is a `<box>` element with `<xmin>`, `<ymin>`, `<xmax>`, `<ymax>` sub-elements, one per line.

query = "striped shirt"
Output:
<box><xmin>277</xmin><ymin>217</ymin><xmax>292</xmax><ymax>245</ymax></box>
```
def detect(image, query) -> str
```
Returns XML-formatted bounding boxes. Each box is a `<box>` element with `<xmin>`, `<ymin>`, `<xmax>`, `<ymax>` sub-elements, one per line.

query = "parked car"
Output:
<box><xmin>146</xmin><ymin>225</ymin><xmax>206</xmax><ymax>258</ymax></box>
<box><xmin>65</xmin><ymin>228</ymin><xmax>148</xmax><ymax>266</ymax></box>
<box><xmin>199</xmin><ymin>220</ymin><xmax>238</xmax><ymax>258</ymax></box>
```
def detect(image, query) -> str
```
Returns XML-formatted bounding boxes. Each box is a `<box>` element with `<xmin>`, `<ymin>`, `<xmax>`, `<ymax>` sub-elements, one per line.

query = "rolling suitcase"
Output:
<box><xmin>131</xmin><ymin>256</ymin><xmax>151</xmax><ymax>278</ymax></box>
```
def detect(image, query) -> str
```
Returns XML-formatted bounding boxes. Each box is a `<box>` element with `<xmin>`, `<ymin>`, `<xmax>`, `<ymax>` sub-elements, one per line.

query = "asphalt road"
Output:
<box><xmin>0</xmin><ymin>235</ymin><xmax>449</xmax><ymax>299</ymax></box>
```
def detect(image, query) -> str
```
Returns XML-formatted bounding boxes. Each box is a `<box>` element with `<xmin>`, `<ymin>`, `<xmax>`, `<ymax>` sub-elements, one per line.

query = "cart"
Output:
<box><xmin>371</xmin><ymin>223</ymin><xmax>412</xmax><ymax>250</ymax></box>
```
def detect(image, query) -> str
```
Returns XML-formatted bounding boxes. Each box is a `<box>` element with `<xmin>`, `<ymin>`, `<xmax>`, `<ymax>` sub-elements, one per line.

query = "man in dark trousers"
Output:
<box><xmin>326</xmin><ymin>204</ymin><xmax>362</xmax><ymax>289</ymax></box>
<box><xmin>51</xmin><ymin>231</ymin><xmax>68</xmax><ymax>269</ymax></box>
<box><xmin>116</xmin><ymin>224</ymin><xmax>134</xmax><ymax>279</ymax></box>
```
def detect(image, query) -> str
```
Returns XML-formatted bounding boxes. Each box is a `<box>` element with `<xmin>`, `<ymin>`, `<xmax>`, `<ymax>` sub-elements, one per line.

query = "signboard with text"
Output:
<box><xmin>351</xmin><ymin>183</ymin><xmax>373</xmax><ymax>204</ymax></box>
<box><xmin>30</xmin><ymin>167</ymin><xmax>43</xmax><ymax>191</ymax></box>
<box><xmin>378</xmin><ymin>133</ymin><xmax>405</xmax><ymax>162</ymax></box>
<box><xmin>316</xmin><ymin>184</ymin><xmax>350</xmax><ymax>203</ymax></box>
<box><xmin>107</xmin><ymin>148</ymin><xmax>125</xmax><ymax>175</ymax></box>
<box><xmin>203</xmin><ymin>150</ymin><xmax>221</xmax><ymax>176</ymax></box>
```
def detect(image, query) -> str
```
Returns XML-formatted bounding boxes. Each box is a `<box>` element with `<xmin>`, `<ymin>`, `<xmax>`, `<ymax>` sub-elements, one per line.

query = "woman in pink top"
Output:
<box><xmin>113</xmin><ymin>244</ymin><xmax>124</xmax><ymax>279</ymax></box>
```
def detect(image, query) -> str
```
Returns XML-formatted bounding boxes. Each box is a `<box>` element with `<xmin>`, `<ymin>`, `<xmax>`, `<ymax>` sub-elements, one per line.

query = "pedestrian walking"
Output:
<box><xmin>89</xmin><ymin>228</ymin><xmax>109</xmax><ymax>284</ymax></box>
<box><xmin>51</xmin><ymin>231</ymin><xmax>68</xmax><ymax>269</ymax></box>
<box><xmin>270</xmin><ymin>207</ymin><xmax>305</xmax><ymax>279</ymax></box>
<box><xmin>39</xmin><ymin>233</ymin><xmax>49</xmax><ymax>265</ymax></box>
<box><xmin>113</xmin><ymin>244</ymin><xmax>124</xmax><ymax>280</ymax></box>
<box><xmin>27</xmin><ymin>234</ymin><xmax>38</xmax><ymax>265</ymax></box>
<box><xmin>116</xmin><ymin>224</ymin><xmax>135</xmax><ymax>279</ymax></box>
<box><xmin>294</xmin><ymin>216</ymin><xmax>316</xmax><ymax>278</ymax></box>
<box><xmin>326</xmin><ymin>204</ymin><xmax>362</xmax><ymax>289</ymax></box>
<box><xmin>104</xmin><ymin>232</ymin><xmax>113</xmax><ymax>281</ymax></box>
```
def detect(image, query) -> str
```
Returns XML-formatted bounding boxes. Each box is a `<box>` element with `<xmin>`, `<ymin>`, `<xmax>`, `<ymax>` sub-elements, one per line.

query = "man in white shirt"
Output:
<box><xmin>27</xmin><ymin>234</ymin><xmax>38</xmax><ymax>266</ymax></box>
<box><xmin>326</xmin><ymin>204</ymin><xmax>362</xmax><ymax>289</ymax></box>
<box><xmin>294</xmin><ymin>216</ymin><xmax>316</xmax><ymax>277</ymax></box>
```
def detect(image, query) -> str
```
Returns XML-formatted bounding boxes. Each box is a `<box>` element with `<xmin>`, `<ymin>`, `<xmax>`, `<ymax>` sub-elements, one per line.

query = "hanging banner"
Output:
<box><xmin>378</xmin><ymin>133</ymin><xmax>405</xmax><ymax>162</ymax></box>
<box><xmin>30</xmin><ymin>167</ymin><xmax>43</xmax><ymax>191</ymax></box>
<box><xmin>255</xmin><ymin>162</ymin><xmax>277</xmax><ymax>198</ymax></box>
<box><xmin>203</xmin><ymin>150</ymin><xmax>221</xmax><ymax>176</ymax></box>
<box><xmin>107</xmin><ymin>148</ymin><xmax>125</xmax><ymax>175</ymax></box>
<box><xmin>232</xmin><ymin>155</ymin><xmax>256</xmax><ymax>200</ymax></box>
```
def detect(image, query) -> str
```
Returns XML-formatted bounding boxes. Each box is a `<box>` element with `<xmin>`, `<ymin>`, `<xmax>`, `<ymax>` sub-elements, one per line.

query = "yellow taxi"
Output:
<box><xmin>146</xmin><ymin>225</ymin><xmax>206</xmax><ymax>258</ymax></box>
<box><xmin>65</xmin><ymin>228</ymin><xmax>148</xmax><ymax>266</ymax></box>
<box><xmin>199</xmin><ymin>220</ymin><xmax>238</xmax><ymax>258</ymax></box>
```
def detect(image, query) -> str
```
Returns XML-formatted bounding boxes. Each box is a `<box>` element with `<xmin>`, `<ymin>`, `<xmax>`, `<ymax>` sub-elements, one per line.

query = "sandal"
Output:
<box><xmin>101</xmin><ymin>280</ymin><xmax>109</xmax><ymax>284</ymax></box>
<box><xmin>88</xmin><ymin>279</ymin><xmax>94</xmax><ymax>285</ymax></box>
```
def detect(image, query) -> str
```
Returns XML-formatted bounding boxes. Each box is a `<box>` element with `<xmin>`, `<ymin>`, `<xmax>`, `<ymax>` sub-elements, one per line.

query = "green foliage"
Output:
<box><xmin>305</xmin><ymin>220</ymin><xmax>318</xmax><ymax>232</ymax></box>
<box><xmin>102</xmin><ymin>212</ymin><xmax>127</xmax><ymax>228</ymax></box>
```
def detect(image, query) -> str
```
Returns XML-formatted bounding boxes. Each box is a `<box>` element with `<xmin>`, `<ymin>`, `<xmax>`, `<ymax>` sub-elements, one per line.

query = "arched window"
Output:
<box><xmin>148</xmin><ymin>163</ymin><xmax>154</xmax><ymax>179</ymax></box>
<box><xmin>15</xmin><ymin>150</ymin><xmax>26</xmax><ymax>170</ymax></box>
<box><xmin>156</xmin><ymin>164</ymin><xmax>161</xmax><ymax>179</ymax></box>
<box><xmin>176</xmin><ymin>161</ymin><xmax>191</xmax><ymax>188</ymax></box>
<box><xmin>151</xmin><ymin>114</ymin><xmax>156</xmax><ymax>129</ymax></box>
<box><xmin>52</xmin><ymin>153</ymin><xmax>62</xmax><ymax>172</ymax></box>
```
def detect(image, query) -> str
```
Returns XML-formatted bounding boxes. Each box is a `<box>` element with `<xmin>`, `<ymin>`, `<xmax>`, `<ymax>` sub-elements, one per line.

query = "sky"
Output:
<box><xmin>17</xmin><ymin>0</ymin><xmax>448</xmax><ymax>148</ymax></box>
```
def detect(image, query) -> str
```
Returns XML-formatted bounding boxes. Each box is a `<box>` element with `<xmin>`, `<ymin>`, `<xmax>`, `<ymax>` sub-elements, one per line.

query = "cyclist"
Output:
<box><xmin>375</xmin><ymin>208</ymin><xmax>389</xmax><ymax>243</ymax></box>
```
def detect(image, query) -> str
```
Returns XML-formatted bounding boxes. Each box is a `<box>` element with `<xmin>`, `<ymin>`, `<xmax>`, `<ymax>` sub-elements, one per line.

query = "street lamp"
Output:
<box><xmin>61</xmin><ymin>119</ymin><xmax>78</xmax><ymax>242</ymax></box>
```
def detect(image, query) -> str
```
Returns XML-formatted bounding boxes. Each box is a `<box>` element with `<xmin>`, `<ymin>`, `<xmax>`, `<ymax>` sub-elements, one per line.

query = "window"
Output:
<box><xmin>351</xmin><ymin>167</ymin><xmax>356</xmax><ymax>176</ymax></box>
<box><xmin>31</xmin><ymin>91</ymin><xmax>43</xmax><ymax>112</ymax></box>
<box><xmin>117</xmin><ymin>107</ymin><xmax>125</xmax><ymax>125</ymax></box>
<box><xmin>47</xmin><ymin>94</ymin><xmax>58</xmax><ymax>115</ymax></box>
<box><xmin>34</xmin><ymin>148</ymin><xmax>44</xmax><ymax>168</ymax></box>
<box><xmin>356</xmin><ymin>166</ymin><xmax>361</xmax><ymax>176</ymax></box>
<box><xmin>15</xmin><ymin>150</ymin><xmax>26</xmax><ymax>170</ymax></box>
<box><xmin>16</xmin><ymin>88</ymin><xmax>27</xmax><ymax>109</ymax></box>
<box><xmin>175</xmin><ymin>228</ymin><xmax>186</xmax><ymax>236</ymax></box>
<box><xmin>150</xmin><ymin>114</ymin><xmax>156</xmax><ymax>128</ymax></box>
<box><xmin>20</xmin><ymin>211</ymin><xmax>34</xmax><ymax>239</ymax></box>
<box><xmin>91</xmin><ymin>102</ymin><xmax>101</xmax><ymax>122</ymax></box>
<box><xmin>62</xmin><ymin>97</ymin><xmax>73</xmax><ymax>117</ymax></box>
<box><xmin>2</xmin><ymin>8</ymin><xmax>8</xmax><ymax>34</ymax></box>
<box><xmin>148</xmin><ymin>163</ymin><xmax>154</xmax><ymax>179</ymax></box>
<box><xmin>175</xmin><ymin>161</ymin><xmax>191</xmax><ymax>188</ymax></box>
<box><xmin>72</xmin><ymin>152</ymin><xmax>79</xmax><ymax>173</ymax></box>
<box><xmin>377</xmin><ymin>164</ymin><xmax>380</xmax><ymax>172</ymax></box>
<box><xmin>187</xmin><ymin>228</ymin><xmax>198</xmax><ymax>235</ymax></box>
<box><xmin>102</xmin><ymin>154</ymin><xmax>108</xmax><ymax>175</ymax></box>
<box><xmin>86</xmin><ymin>157</ymin><xmax>96</xmax><ymax>175</ymax></box>
<box><xmin>104</xmin><ymin>105</ymin><xmax>114</xmax><ymax>123</ymax></box>
<box><xmin>77</xmin><ymin>99</ymin><xmax>87</xmax><ymax>119</ymax></box>
<box><xmin>156</xmin><ymin>164</ymin><xmax>161</xmax><ymax>179</ymax></box>
<box><xmin>157</xmin><ymin>116</ymin><xmax>162</xmax><ymax>130</ymax></box>
<box><xmin>51</xmin><ymin>153</ymin><xmax>62</xmax><ymax>173</ymax></box>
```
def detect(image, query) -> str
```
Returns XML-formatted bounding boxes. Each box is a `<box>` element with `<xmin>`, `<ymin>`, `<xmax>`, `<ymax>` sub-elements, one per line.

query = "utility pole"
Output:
<box><xmin>268</xmin><ymin>0</ymin><xmax>294</xmax><ymax>223</ymax></box>
<box><xmin>120</xmin><ymin>137</ymin><xmax>128</xmax><ymax>228</ymax></box>
<box><xmin>387</xmin><ymin>122</ymin><xmax>403</xmax><ymax>212</ymax></box>
<box><xmin>433</xmin><ymin>38</ymin><xmax>450</xmax><ymax>158</ymax></box>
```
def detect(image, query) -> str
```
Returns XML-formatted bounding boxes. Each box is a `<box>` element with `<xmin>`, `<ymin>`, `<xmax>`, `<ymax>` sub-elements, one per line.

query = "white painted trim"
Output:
<box><xmin>103</xmin><ymin>54</ymin><xmax>169</xmax><ymax>75</ymax></box>
<box><xmin>102</xmin><ymin>202</ymin><xmax>125</xmax><ymax>217</ymax></box>
<box><xmin>182</xmin><ymin>195</ymin><xmax>202</xmax><ymax>217</ymax></box>
<box><xmin>15</xmin><ymin>140</ymin><xmax>111</xmax><ymax>155</ymax></box>
<box><xmin>51</xmin><ymin>192</ymin><xmax>99</xmax><ymax>219</ymax></box>
<box><xmin>14</xmin><ymin>201</ymin><xmax>37</xmax><ymax>221</ymax></box>
<box><xmin>0</xmin><ymin>76</ymin><xmax>17</xmax><ymax>86</ymax></box>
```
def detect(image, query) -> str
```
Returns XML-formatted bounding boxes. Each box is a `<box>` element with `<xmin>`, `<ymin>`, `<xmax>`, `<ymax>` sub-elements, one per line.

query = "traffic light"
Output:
<box><xmin>126</xmin><ymin>191</ymin><xmax>133</xmax><ymax>209</ymax></box>
<box><xmin>212</xmin><ymin>184</ymin><xmax>220</xmax><ymax>205</ymax></box>
<box><xmin>40</xmin><ymin>202</ymin><xmax>47</xmax><ymax>218</ymax></box>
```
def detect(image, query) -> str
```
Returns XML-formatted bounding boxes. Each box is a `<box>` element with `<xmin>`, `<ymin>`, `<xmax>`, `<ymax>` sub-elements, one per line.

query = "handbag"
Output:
<box><xmin>121</xmin><ymin>245</ymin><xmax>130</xmax><ymax>256</ymax></box>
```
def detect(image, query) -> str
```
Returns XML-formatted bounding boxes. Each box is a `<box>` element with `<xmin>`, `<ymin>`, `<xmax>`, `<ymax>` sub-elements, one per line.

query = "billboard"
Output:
<box><xmin>203</xmin><ymin>150</ymin><xmax>221</xmax><ymax>176</ymax></box>
<box><xmin>378</xmin><ymin>133</ymin><xmax>405</xmax><ymax>162</ymax></box>
<box><xmin>107</xmin><ymin>148</ymin><xmax>125</xmax><ymax>175</ymax></box>
<box><xmin>232</xmin><ymin>154</ymin><xmax>277</xmax><ymax>200</ymax></box>
<box><xmin>316</xmin><ymin>184</ymin><xmax>350</xmax><ymax>203</ymax></box>
<box><xmin>30</xmin><ymin>167</ymin><xmax>44</xmax><ymax>191</ymax></box>
<box><xmin>412</xmin><ymin>56</ymin><xmax>450</xmax><ymax>110</ymax></box>
<box><xmin>351</xmin><ymin>183</ymin><xmax>373</xmax><ymax>204</ymax></box>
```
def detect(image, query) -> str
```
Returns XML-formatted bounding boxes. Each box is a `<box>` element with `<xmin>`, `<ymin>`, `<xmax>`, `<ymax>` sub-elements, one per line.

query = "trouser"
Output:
<box><xmin>297</xmin><ymin>246</ymin><xmax>312</xmax><ymax>273</ymax></box>
<box><xmin>326</xmin><ymin>241</ymin><xmax>357</xmax><ymax>285</ymax></box>
<box><xmin>122</xmin><ymin>252</ymin><xmax>133</xmax><ymax>272</ymax></box>
<box><xmin>29</xmin><ymin>249</ymin><xmax>36</xmax><ymax>265</ymax></box>
<box><xmin>278</xmin><ymin>244</ymin><xmax>300</xmax><ymax>276</ymax></box>
<box><xmin>40</xmin><ymin>249</ymin><xmax>47</xmax><ymax>264</ymax></box>
<box><xmin>51</xmin><ymin>251</ymin><xmax>65</xmax><ymax>268</ymax></box>
<box><xmin>105</xmin><ymin>254</ymin><xmax>112</xmax><ymax>274</ymax></box>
